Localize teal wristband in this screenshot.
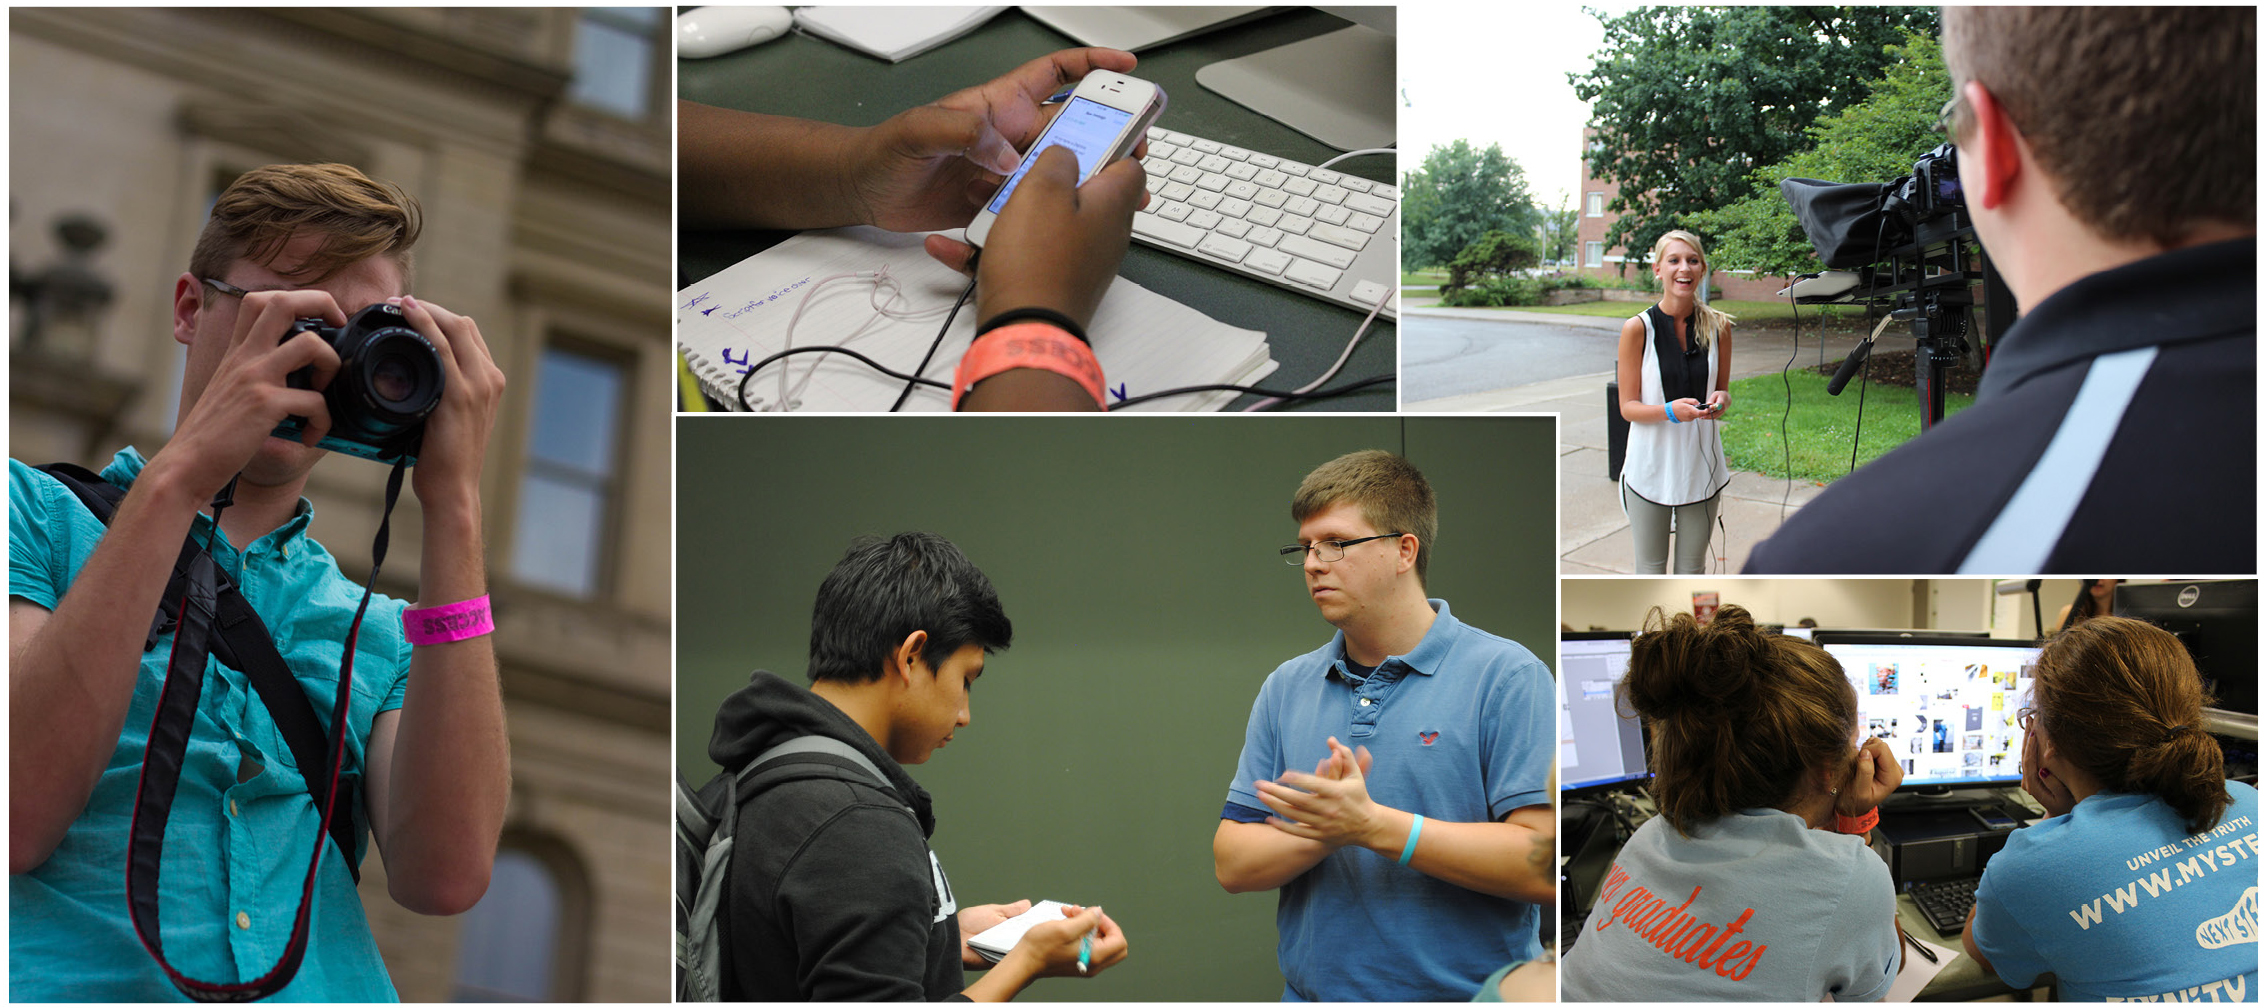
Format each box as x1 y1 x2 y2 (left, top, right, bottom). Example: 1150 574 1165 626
1398 813 1425 866
1665 404 1681 424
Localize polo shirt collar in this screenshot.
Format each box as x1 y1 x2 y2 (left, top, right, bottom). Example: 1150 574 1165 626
1977 236 2254 400
103 446 316 547
1328 598 1458 681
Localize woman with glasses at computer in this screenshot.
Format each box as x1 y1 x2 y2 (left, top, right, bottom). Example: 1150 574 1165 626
1562 605 1905 1002
1615 230 1734 574
1963 616 2257 1001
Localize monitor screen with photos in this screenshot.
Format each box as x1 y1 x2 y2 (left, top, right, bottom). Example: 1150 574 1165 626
1559 632 1647 791
1816 634 2042 789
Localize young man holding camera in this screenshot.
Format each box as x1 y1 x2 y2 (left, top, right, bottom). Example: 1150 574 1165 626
700 532 1127 1000
1212 451 1554 1001
1747 7 2253 573
10 163 511 1000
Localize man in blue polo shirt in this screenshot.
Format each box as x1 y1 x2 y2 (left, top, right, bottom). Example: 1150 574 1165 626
1212 450 1555 1001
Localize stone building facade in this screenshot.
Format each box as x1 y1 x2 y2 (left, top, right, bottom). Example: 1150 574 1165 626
10 8 671 1000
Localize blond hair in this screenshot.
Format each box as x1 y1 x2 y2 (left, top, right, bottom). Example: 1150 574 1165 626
1291 450 1437 585
188 163 422 286
1650 230 1735 349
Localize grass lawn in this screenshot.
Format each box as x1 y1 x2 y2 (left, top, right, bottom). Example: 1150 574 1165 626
1720 369 1974 483
1400 268 1448 286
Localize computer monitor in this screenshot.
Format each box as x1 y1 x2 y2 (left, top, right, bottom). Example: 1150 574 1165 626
2113 580 2257 717
1559 632 1648 791
1818 635 2042 790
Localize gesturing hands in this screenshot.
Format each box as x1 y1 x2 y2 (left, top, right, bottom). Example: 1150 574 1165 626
1255 737 1384 849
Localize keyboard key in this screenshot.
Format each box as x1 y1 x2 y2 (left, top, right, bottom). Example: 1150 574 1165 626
1346 211 1383 233
1309 168 1343 185
1168 164 1202 184
1253 190 1288 210
1170 148 1203 166
1225 162 1259 181
1197 154 1231 173
1249 154 1280 169
1132 213 1204 248
1159 201 1193 222
1277 214 1313 235
1373 183 1398 199
1196 233 1251 262
1304 221 1371 252
1188 189 1223 210
1219 198 1253 218
1219 144 1251 161
1217 218 1252 238
1147 126 1168 139
1195 173 1230 193
1147 142 1178 160
1254 169 1289 188
1283 196 1320 217
1349 280 1389 306
1161 181 1195 201
1225 180 1260 201
1187 209 1223 230
1163 130 1192 145
1313 185 1349 205
1247 206 1283 226
1284 257 1343 290
1280 234 1357 268
1339 177 1373 193
1146 173 1168 194
1284 176 1318 196
1277 161 1309 178
1247 227 1283 248
1244 248 1291 275
1317 204 1352 226
1345 192 1396 217
1191 138 1222 154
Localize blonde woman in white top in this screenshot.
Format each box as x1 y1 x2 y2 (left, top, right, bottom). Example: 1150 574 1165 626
1616 230 1734 573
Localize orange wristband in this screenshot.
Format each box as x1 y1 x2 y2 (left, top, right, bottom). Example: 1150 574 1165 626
951 322 1106 410
1833 808 1879 834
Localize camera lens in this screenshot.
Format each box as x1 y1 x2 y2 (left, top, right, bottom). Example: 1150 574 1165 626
371 353 419 405
351 329 443 421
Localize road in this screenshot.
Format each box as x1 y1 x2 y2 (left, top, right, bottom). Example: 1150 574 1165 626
1402 316 1621 402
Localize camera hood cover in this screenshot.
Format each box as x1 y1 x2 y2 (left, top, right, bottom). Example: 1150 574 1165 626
1781 177 1911 269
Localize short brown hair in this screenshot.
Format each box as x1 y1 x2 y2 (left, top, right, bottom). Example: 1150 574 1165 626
1290 450 1437 584
188 163 423 286
1941 7 2254 246
2031 615 2230 834
1621 605 1857 836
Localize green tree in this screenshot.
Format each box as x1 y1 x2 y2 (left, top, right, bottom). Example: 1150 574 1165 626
1538 196 1579 264
1399 140 1540 269
1570 5 1938 272
1693 32 1950 276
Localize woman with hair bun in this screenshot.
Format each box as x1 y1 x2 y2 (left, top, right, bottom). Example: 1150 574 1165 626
1615 230 1733 574
1965 616 2258 1000
1562 605 1904 1001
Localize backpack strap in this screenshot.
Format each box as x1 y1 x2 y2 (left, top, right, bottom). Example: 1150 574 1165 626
35 463 361 883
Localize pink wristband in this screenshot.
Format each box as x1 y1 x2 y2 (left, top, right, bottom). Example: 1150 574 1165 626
403 594 493 645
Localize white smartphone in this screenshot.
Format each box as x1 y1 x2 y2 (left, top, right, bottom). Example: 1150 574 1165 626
964 70 1166 247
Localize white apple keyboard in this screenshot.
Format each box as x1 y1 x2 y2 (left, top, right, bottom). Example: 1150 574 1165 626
1131 127 1398 320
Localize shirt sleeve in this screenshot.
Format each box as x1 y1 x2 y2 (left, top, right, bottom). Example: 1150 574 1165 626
1222 668 1287 819
1969 837 2050 988
1818 845 1902 1002
9 460 69 610
1484 650 1554 820
768 803 946 1001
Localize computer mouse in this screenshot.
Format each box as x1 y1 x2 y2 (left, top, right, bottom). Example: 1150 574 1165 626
677 6 793 59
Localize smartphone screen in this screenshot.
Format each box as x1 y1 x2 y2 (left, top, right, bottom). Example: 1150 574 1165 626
983 97 1136 214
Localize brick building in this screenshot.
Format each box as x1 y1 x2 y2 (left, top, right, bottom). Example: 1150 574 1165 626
11 9 671 1000
1574 127 1797 301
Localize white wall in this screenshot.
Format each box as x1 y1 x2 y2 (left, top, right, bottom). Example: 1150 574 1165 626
1562 578 1921 632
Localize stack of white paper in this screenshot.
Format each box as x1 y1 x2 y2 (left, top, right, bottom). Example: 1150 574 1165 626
678 227 1276 412
792 6 1008 62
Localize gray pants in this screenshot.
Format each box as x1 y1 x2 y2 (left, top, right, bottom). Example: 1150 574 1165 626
1622 480 1721 574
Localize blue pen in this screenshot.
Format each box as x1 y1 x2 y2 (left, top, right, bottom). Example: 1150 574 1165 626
1077 931 1092 974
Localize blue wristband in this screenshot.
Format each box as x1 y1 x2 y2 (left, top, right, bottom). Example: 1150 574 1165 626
1398 813 1425 866
1665 404 1681 424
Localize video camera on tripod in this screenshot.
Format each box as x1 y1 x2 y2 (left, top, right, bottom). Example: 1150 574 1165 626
1779 142 2011 429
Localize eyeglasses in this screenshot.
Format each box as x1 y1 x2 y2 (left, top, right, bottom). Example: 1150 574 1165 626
1279 533 1403 565
1934 92 1967 138
198 276 253 299
2016 706 2036 731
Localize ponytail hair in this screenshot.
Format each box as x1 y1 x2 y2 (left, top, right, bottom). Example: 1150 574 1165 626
2032 615 2229 833
1650 229 1738 349
1620 605 1857 835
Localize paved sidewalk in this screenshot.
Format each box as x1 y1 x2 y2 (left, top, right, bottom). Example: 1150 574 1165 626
1397 305 1872 574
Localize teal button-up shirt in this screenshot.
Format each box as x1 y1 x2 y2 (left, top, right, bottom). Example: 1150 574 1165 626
10 449 409 1002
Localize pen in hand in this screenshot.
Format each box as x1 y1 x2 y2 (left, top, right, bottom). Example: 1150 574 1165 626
1077 930 1092 974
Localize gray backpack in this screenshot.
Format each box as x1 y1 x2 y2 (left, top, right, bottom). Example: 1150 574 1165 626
674 735 906 1001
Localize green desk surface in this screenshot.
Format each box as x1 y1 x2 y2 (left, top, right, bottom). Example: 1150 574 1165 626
678 7 1396 411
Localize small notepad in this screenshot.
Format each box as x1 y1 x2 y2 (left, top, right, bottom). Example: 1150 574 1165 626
678 226 1276 412
965 900 1076 963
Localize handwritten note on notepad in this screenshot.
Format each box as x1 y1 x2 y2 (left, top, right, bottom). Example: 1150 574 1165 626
677 227 1276 411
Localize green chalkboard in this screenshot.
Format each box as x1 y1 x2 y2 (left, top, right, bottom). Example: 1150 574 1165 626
676 416 1557 1001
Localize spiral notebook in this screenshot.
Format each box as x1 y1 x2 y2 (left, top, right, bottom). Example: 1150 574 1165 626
677 227 1276 412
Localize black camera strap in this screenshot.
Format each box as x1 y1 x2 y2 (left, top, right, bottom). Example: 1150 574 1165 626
43 457 408 1001
36 463 359 882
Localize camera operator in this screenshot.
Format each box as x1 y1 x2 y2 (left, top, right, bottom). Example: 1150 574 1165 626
1746 7 2253 573
10 164 511 1000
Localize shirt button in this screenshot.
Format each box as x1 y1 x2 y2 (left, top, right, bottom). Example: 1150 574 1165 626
1359 698 1373 707
235 911 251 930
229 799 239 817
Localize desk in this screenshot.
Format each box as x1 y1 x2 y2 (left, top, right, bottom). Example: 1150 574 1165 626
678 7 1396 411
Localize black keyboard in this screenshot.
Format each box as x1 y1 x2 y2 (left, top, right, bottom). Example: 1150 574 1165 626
1909 876 1980 935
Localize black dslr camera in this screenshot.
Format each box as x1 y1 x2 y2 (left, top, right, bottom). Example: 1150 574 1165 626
271 302 444 463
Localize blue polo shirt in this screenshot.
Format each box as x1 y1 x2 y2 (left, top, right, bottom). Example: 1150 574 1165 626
10 449 408 1002
1222 599 1553 1001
